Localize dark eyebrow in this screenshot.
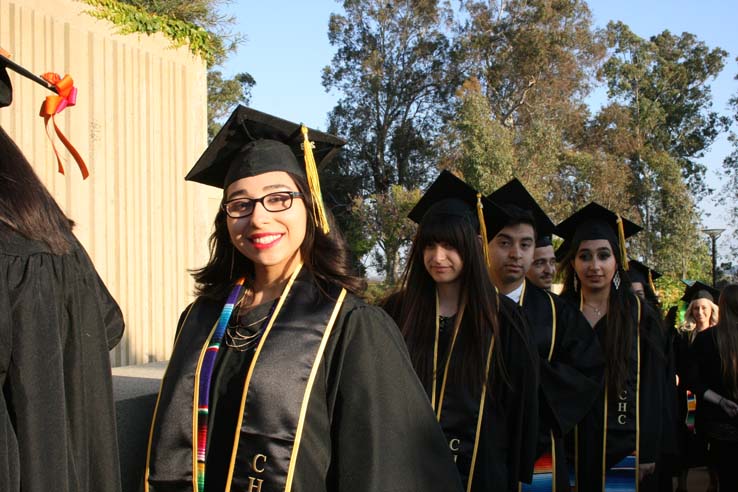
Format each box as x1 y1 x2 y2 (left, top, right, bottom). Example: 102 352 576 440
225 183 292 201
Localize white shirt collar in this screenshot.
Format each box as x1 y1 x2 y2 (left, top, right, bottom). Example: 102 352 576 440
504 281 525 304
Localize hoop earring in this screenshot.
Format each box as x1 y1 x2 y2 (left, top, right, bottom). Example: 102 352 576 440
229 246 236 280
613 270 621 290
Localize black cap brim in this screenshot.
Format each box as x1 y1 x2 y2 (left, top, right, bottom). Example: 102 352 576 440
681 281 720 303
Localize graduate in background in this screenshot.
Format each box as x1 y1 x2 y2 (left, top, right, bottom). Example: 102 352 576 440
383 171 539 492
486 179 604 492
1 56 124 492
556 203 669 491
145 107 463 492
628 260 661 308
686 284 738 491
527 235 557 292
674 282 720 492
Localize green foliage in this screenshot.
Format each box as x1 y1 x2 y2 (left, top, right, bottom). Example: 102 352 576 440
82 0 255 137
721 58 738 255
350 185 422 286
81 0 221 63
207 71 254 139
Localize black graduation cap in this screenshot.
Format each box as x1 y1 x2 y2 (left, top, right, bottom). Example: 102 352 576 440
186 105 346 234
536 235 553 248
628 259 661 285
408 170 509 237
0 52 59 108
486 178 555 237
681 281 720 303
554 202 642 268
186 105 345 189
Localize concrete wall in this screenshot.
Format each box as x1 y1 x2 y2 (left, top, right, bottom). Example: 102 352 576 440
0 0 220 366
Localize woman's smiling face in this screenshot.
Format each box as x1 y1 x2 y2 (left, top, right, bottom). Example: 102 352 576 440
225 171 307 276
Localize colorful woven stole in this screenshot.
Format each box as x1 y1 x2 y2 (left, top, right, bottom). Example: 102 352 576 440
685 390 697 432
520 285 558 492
604 453 637 491
522 445 556 491
195 278 246 492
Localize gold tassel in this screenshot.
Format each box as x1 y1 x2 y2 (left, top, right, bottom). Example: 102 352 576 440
477 193 491 272
648 270 658 297
301 125 330 235
616 215 628 270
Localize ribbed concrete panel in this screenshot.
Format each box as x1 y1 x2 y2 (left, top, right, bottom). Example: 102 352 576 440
0 0 219 366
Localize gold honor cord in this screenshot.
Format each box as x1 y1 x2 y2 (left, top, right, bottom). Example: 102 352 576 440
432 291 441 412
435 301 467 420
224 263 304 491
144 302 198 492
518 281 528 307
600 296 642 492
466 336 495 492
284 288 347 491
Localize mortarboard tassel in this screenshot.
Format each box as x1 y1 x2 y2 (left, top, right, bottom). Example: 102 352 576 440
648 269 658 297
476 193 491 271
616 215 628 270
301 125 330 235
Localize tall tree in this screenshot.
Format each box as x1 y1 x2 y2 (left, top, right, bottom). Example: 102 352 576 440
322 0 453 283
721 59 738 256
591 21 725 276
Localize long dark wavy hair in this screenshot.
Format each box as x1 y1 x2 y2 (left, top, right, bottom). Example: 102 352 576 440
0 127 73 254
715 284 738 400
560 238 636 395
384 212 509 390
192 172 366 300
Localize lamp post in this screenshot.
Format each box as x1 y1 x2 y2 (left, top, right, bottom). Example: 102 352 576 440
702 228 725 288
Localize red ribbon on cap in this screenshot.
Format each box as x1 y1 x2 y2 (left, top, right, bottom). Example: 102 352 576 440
39 72 89 179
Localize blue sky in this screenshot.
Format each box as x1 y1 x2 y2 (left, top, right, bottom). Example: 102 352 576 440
222 0 738 241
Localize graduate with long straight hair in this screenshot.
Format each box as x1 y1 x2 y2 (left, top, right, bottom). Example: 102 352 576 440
556 203 669 491
145 107 462 492
383 171 539 492
1 55 124 492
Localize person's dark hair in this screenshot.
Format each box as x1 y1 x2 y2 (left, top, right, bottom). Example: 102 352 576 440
715 284 738 400
384 212 511 390
0 127 73 254
192 172 366 300
500 204 537 239
560 237 637 395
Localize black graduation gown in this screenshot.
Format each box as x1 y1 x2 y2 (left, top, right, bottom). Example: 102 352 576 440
146 273 463 492
519 281 604 489
0 225 125 492
384 294 539 492
565 294 668 490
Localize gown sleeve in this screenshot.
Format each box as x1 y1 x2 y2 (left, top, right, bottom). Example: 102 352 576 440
327 304 464 492
639 303 668 464
540 296 604 436
499 299 540 486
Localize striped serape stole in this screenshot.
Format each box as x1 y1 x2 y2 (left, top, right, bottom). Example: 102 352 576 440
521 450 555 491
685 390 697 432
604 453 637 491
195 278 246 492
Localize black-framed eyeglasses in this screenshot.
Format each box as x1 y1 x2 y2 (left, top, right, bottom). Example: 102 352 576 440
222 191 304 218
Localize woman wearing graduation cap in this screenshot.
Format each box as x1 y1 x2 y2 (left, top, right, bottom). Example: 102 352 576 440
382 171 539 492
145 106 462 492
555 203 669 490
686 284 738 490
1 54 124 492
672 282 721 491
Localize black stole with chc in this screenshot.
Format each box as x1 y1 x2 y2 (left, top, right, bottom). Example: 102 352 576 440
146 265 346 492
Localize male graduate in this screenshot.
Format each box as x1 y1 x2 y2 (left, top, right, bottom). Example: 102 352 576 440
527 235 557 291
486 179 604 492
